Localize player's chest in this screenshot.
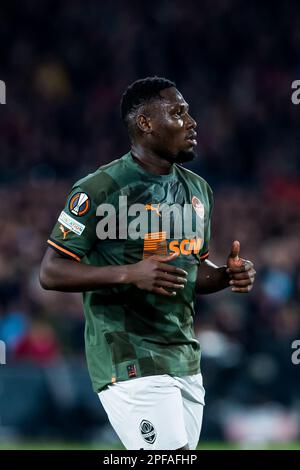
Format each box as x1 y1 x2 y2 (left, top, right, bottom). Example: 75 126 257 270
96 180 207 258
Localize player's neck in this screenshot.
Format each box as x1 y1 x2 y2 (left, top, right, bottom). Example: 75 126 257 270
130 145 173 176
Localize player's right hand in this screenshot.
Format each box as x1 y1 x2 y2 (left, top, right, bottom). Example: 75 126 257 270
127 253 188 296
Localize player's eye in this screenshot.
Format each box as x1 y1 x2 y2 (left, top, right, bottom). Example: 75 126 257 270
174 108 183 116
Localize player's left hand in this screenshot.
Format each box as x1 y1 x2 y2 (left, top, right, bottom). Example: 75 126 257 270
226 240 256 293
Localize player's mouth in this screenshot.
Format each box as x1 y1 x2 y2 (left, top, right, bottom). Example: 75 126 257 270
185 132 197 146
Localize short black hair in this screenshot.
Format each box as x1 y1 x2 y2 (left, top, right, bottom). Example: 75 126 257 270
120 76 176 126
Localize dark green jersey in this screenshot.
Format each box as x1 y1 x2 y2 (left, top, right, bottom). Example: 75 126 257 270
48 152 213 392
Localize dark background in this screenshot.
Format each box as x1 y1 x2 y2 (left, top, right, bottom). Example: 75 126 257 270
0 0 299 447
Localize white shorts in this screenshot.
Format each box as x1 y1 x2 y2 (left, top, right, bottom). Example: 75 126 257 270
98 373 205 450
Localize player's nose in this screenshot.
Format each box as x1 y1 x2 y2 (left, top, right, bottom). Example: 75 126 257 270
186 113 197 129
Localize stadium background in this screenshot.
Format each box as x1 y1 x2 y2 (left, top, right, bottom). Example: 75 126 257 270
0 0 300 450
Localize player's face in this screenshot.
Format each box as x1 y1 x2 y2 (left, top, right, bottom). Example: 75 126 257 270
149 87 198 163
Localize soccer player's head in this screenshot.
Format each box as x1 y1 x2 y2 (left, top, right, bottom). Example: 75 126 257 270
120 76 197 163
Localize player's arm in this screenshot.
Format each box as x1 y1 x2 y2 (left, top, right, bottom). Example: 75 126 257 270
196 241 256 294
42 183 187 296
40 249 188 297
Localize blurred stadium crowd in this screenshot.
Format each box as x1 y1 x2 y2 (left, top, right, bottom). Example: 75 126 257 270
0 0 300 445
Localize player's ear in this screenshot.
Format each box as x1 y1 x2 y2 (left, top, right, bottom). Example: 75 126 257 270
136 113 152 134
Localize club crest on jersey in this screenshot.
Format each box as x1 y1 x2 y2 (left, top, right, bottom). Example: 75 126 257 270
192 196 204 219
69 192 90 217
140 420 156 444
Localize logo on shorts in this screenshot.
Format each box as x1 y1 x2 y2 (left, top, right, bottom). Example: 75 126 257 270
127 363 137 378
140 420 156 444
